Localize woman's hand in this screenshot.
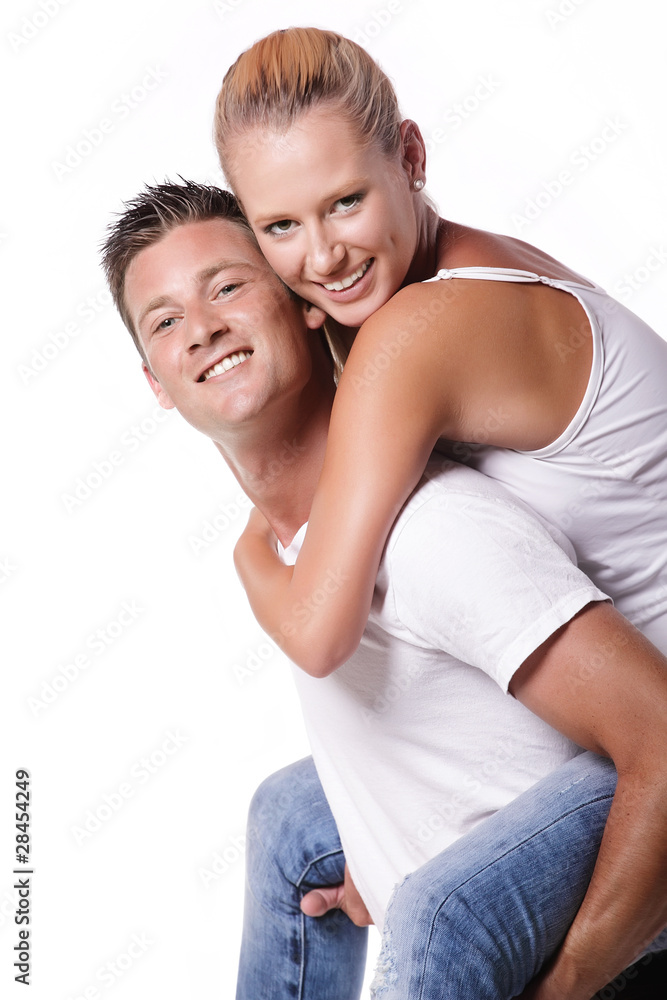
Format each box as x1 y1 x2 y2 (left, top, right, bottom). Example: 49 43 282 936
235 506 276 565
233 507 299 657
234 507 277 590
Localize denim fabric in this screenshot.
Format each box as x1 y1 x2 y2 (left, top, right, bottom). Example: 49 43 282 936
236 753 666 999
235 759 367 999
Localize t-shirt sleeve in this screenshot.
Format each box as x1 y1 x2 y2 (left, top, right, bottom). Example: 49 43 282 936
386 492 610 692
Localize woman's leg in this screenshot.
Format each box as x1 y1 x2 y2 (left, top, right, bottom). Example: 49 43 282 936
371 751 667 999
235 756 368 1000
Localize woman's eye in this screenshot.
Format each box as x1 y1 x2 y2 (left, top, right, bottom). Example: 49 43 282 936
267 219 296 236
334 194 362 211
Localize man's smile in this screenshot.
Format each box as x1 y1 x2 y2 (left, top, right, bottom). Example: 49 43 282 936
199 349 254 382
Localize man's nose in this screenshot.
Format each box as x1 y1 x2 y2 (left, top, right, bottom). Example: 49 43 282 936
307 224 346 277
186 301 229 349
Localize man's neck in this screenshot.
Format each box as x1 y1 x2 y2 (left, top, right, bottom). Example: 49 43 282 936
215 371 334 547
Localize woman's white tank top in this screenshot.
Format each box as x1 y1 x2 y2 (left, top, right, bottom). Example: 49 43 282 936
426 266 667 650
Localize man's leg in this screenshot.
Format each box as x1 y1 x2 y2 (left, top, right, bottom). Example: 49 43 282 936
371 751 667 999
235 757 368 1000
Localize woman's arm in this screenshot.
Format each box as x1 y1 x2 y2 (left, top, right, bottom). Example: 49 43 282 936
234 281 557 675
234 285 461 674
510 603 667 999
233 358 445 672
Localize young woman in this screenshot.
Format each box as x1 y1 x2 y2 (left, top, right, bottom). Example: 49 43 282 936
213 26 667 999
214 27 667 679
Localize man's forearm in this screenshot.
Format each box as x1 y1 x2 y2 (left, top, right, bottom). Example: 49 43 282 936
510 603 667 999
524 770 667 999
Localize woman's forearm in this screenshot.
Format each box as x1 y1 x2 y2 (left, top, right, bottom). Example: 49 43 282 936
234 527 295 643
234 523 368 675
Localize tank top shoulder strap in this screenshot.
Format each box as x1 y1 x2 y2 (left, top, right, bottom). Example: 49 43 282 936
424 264 607 457
424 266 600 291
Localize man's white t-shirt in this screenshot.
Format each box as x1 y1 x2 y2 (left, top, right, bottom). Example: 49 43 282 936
280 461 609 927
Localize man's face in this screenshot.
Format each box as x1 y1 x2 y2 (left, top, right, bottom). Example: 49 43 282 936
124 218 326 441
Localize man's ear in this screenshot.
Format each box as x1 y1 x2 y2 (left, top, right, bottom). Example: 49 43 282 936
142 364 176 410
301 301 328 330
399 118 427 186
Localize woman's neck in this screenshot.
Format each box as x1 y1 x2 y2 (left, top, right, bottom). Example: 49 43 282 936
402 205 444 287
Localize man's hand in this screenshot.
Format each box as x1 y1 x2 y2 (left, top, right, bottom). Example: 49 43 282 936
300 863 374 927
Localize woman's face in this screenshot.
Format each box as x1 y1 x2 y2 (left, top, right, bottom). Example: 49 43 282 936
227 107 421 329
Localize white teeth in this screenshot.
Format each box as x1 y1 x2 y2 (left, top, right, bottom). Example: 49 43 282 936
323 259 370 292
203 350 252 380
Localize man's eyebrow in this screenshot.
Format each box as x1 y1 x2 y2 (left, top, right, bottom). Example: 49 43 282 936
195 259 254 283
138 294 171 330
136 259 255 330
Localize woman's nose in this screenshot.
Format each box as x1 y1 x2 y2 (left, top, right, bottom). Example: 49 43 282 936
306 225 346 277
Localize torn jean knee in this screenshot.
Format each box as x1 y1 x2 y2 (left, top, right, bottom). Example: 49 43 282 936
367 753 620 999
370 876 407 998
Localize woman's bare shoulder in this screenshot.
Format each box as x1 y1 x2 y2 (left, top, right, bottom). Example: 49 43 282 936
358 270 482 346
360 221 596 342
349 270 508 399
437 222 596 287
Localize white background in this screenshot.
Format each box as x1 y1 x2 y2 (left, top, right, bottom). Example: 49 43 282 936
2 0 666 997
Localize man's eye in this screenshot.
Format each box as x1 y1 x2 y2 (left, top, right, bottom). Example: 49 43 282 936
156 317 176 331
267 219 296 236
218 283 239 296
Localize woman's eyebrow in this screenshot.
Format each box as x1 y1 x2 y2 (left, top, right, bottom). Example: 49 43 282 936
253 180 368 225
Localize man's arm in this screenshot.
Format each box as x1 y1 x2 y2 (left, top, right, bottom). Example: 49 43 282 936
509 601 667 1000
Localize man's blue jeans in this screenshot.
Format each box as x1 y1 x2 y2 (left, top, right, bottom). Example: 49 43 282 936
235 752 667 999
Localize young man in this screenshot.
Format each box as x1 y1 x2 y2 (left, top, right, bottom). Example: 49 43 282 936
102 181 667 1000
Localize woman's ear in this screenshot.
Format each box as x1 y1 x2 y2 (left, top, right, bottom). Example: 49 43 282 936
143 364 176 409
400 119 427 187
302 302 328 330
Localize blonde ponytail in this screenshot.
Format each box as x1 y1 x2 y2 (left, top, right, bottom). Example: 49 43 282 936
215 27 402 182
